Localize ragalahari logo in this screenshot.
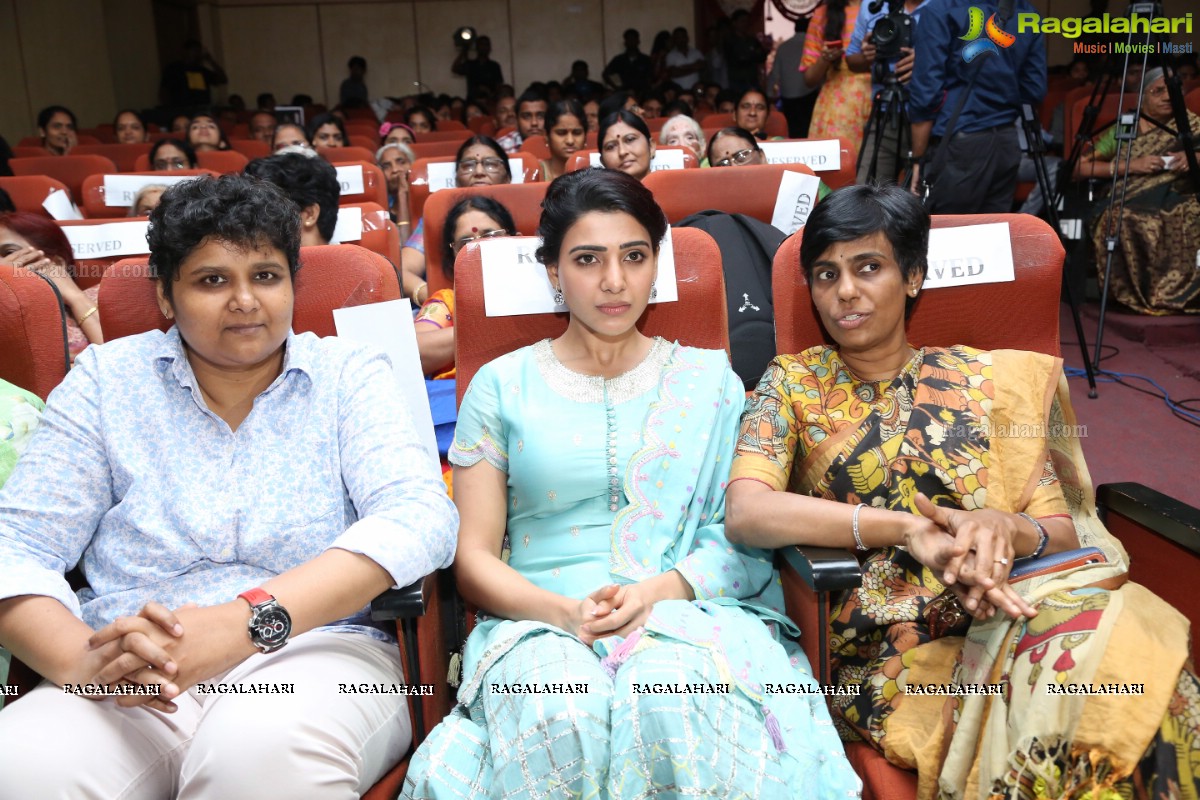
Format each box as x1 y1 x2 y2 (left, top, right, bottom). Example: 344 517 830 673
961 7 1016 62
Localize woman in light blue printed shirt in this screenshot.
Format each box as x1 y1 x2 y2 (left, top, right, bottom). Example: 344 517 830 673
0 174 458 798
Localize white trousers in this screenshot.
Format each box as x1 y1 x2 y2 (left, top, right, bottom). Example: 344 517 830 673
0 631 411 799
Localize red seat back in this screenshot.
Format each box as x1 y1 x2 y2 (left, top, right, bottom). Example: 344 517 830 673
331 161 389 209
80 170 218 219
773 213 1064 357
0 176 72 218
408 153 542 223
454 227 728 405
70 143 154 173
0 265 69 401
10 155 119 203
98 244 402 341
644 163 817 224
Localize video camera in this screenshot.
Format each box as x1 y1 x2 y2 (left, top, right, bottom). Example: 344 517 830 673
867 0 914 62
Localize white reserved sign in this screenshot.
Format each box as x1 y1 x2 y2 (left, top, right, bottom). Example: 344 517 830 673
335 165 365 196
43 189 82 220
924 222 1014 289
102 174 201 207
588 148 685 172
330 206 363 244
62 221 150 259
760 139 841 172
426 159 528 193
333 299 441 476
771 170 822 235
479 229 679 317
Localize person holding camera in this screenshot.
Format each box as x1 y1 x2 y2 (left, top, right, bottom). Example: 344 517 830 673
452 34 503 102
907 0 1046 214
846 0 928 185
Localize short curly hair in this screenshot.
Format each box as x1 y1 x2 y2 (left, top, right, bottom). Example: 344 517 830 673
147 174 300 301
243 152 340 242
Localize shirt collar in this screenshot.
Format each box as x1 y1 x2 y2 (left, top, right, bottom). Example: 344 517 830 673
155 327 314 393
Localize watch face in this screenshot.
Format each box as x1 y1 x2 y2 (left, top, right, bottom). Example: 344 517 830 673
254 606 291 648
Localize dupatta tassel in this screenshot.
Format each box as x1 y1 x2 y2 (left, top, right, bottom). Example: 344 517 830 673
599 627 645 679
762 705 788 753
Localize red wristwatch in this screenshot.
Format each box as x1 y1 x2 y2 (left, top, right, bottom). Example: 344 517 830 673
237 588 292 654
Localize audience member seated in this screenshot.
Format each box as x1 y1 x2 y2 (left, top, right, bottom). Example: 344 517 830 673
496 89 547 153
37 105 78 156
0 379 43 489
401 169 859 798
733 88 773 140
150 138 197 171
244 152 339 247
540 99 587 182
376 142 414 232
405 106 438 136
493 93 517 132
1074 67 1200 315
726 184 1200 797
187 111 230 152
248 111 277 144
272 123 311 153
415 196 515 379
113 110 149 144
582 97 600 131
400 135 512 304
128 184 167 217
307 112 348 152
0 174 457 797
707 126 765 167
0 211 102 357
381 122 416 147
169 114 190 136
641 93 664 120
598 109 655 181
659 114 706 165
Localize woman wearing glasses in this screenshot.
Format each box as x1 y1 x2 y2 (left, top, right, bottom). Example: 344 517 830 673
401 136 512 306
706 126 766 168
598 109 655 182
416 196 516 379
149 138 198 171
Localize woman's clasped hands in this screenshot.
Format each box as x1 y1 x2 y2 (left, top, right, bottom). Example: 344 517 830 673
909 493 1038 623
567 572 690 646
84 601 257 713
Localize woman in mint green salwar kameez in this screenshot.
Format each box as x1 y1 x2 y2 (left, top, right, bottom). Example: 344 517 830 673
401 169 860 800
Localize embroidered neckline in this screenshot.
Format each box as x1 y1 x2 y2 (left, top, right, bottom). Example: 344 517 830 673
534 337 672 404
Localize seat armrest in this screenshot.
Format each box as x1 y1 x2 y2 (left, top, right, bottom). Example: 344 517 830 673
1097 482 1200 556
779 545 863 593
370 572 437 621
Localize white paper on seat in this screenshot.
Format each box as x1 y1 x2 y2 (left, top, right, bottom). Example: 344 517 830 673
335 165 365 195
480 229 678 317
43 189 82 220
426 159 527 193
330 206 363 244
61 220 151 259
771 170 822 235
587 149 685 171
759 139 842 172
924 222 1014 289
102 174 202 207
333 298 440 475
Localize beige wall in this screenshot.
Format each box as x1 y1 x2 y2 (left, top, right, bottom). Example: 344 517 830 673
216 0 693 104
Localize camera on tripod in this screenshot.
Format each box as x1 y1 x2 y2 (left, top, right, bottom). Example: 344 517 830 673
867 0 914 63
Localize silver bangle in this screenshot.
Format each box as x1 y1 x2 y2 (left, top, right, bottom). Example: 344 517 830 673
1015 512 1049 560
852 503 868 550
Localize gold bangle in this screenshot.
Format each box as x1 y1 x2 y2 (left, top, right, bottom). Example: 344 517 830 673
76 306 98 324
415 282 428 303
397 219 410 225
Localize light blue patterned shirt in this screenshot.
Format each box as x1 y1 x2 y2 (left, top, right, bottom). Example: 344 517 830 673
0 328 457 641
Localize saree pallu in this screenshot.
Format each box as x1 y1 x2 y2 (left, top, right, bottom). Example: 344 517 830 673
733 345 1199 799
1089 111 1200 315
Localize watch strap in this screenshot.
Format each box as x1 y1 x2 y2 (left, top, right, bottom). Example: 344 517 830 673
238 587 274 607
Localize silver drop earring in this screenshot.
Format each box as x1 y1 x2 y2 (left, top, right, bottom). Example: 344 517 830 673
553 285 564 305
650 282 658 301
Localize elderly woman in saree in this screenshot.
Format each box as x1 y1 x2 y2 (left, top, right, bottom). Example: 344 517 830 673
1075 66 1200 315
727 183 1200 799
401 169 860 799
